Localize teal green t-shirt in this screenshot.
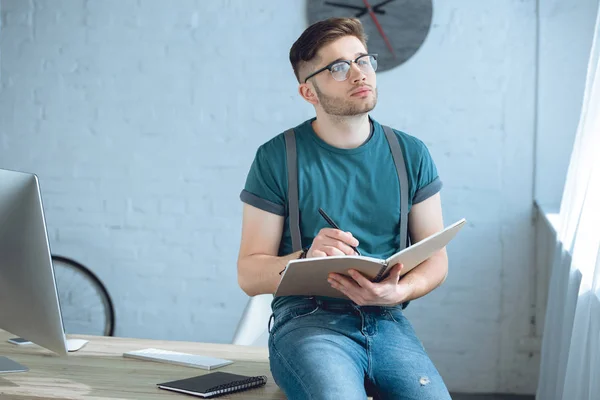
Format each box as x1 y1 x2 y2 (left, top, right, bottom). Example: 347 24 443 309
240 117 442 260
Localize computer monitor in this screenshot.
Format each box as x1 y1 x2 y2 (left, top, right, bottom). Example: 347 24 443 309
0 168 69 373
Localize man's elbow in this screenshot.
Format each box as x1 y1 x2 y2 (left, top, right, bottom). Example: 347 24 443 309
437 252 449 286
238 276 259 297
237 259 258 297
439 268 449 286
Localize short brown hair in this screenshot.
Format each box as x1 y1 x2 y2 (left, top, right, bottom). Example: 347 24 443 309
289 17 368 83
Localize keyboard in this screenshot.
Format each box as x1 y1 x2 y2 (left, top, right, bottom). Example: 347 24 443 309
123 348 234 370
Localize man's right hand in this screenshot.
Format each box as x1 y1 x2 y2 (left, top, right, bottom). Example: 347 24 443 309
307 228 359 258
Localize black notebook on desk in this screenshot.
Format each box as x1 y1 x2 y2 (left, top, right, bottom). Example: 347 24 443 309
157 371 267 398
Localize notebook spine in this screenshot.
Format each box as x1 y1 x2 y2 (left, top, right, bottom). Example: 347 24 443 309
372 262 388 283
209 376 267 397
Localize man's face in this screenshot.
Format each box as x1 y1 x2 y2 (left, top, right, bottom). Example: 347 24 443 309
304 36 378 117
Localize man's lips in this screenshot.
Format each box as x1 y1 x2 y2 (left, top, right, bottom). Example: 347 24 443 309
350 87 372 96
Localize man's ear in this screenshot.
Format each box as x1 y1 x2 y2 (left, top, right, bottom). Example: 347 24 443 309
298 83 319 106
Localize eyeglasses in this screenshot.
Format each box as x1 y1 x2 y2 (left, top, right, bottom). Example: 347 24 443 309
303 54 378 83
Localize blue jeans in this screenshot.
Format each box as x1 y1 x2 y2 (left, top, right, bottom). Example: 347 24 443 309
268 296 451 400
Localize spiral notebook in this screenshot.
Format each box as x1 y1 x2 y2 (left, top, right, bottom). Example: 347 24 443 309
157 371 267 398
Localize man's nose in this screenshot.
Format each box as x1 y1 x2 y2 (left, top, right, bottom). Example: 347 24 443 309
349 62 367 83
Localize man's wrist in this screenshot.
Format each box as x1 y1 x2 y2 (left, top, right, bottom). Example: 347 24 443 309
298 246 310 259
396 278 416 304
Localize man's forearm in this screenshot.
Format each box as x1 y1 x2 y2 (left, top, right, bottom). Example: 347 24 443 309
237 251 301 296
400 250 448 302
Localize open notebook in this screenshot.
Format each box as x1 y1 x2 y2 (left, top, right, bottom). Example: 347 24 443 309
275 218 466 299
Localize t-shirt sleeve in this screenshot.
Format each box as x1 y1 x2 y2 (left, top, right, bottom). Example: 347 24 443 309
412 139 443 204
239 141 286 216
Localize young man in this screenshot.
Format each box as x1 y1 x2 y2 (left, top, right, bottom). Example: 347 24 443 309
237 17 452 400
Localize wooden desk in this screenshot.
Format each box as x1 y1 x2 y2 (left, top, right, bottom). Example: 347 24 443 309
0 329 285 399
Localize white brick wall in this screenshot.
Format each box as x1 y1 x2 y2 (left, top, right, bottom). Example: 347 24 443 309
0 0 594 394
0 0 309 346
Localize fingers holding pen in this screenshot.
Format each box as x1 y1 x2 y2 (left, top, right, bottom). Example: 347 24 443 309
307 228 360 258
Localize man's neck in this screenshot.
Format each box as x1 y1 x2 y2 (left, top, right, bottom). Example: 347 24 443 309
311 113 371 149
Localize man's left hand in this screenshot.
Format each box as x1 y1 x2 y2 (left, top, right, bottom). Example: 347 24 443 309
327 263 412 306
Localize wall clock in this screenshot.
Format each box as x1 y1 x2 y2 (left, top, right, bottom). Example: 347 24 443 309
306 0 433 72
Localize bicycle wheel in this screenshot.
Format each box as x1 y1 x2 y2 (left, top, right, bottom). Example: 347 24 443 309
51 255 115 336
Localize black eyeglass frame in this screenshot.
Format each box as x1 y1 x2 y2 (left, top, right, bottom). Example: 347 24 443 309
303 53 378 84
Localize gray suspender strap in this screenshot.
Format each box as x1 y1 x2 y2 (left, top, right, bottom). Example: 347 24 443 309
382 125 410 251
284 129 302 252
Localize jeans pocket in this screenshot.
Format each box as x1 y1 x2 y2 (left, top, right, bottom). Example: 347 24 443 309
270 304 320 337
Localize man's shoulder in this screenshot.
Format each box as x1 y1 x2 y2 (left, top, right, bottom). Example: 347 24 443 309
255 132 286 155
254 119 312 157
374 120 428 154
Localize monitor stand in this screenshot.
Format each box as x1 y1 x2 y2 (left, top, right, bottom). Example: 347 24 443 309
0 356 28 374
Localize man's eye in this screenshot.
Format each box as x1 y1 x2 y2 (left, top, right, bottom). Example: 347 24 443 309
331 63 347 73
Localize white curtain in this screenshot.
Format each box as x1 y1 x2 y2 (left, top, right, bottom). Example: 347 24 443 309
537 5 600 400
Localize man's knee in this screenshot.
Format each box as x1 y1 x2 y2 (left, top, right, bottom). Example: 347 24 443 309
270 347 368 400
269 331 367 400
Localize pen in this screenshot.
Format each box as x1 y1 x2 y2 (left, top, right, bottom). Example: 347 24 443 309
318 208 361 256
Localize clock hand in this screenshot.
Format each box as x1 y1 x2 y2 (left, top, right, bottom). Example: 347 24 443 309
324 1 386 16
361 0 397 58
356 0 394 17
324 2 366 12
355 8 379 18
372 0 395 12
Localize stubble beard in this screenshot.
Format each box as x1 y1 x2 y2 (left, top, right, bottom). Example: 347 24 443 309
313 83 378 117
